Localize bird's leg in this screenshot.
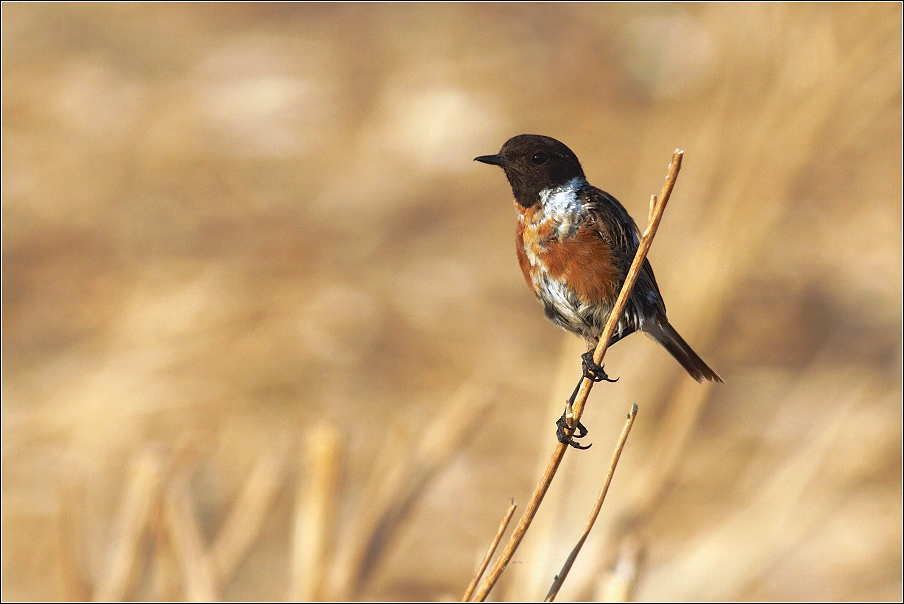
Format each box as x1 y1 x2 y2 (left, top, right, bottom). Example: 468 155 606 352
554 347 621 449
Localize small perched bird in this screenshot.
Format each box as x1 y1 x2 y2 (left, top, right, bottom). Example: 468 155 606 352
476 135 722 445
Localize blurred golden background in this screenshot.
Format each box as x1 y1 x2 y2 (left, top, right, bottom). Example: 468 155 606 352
2 3 901 601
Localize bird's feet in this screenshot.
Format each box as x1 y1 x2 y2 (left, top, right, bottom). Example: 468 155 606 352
581 350 619 383
556 413 592 450
555 351 619 449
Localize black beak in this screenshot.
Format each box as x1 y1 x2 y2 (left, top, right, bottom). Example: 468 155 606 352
474 154 508 167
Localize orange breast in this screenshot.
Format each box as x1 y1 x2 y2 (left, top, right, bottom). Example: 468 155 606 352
545 224 620 303
516 211 619 305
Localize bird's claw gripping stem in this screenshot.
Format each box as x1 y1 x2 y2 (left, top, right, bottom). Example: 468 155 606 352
581 350 619 383
556 412 592 450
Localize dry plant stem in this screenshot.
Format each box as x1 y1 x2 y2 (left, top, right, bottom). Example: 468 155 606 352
291 425 343 601
210 452 285 582
94 449 165 601
545 404 638 602
462 500 518 602
471 151 683 602
163 476 218 601
567 152 683 430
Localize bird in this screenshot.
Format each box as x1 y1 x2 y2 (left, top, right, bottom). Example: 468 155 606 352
475 134 722 447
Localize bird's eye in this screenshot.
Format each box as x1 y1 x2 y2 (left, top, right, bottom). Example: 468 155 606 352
531 152 548 165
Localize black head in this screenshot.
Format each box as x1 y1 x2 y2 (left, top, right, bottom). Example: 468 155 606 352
475 134 585 208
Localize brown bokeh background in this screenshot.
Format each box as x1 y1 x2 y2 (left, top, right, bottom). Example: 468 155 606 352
2 4 901 601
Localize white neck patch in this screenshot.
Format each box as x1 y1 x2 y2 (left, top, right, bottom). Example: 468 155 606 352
538 177 586 222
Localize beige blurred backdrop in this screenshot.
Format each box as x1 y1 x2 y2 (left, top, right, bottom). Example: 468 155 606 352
2 3 901 601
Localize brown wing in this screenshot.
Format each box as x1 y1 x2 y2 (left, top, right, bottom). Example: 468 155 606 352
583 186 667 318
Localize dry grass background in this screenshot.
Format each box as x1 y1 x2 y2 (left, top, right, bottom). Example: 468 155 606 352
2 3 901 601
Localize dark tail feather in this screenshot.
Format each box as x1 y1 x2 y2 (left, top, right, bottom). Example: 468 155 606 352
645 316 724 383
